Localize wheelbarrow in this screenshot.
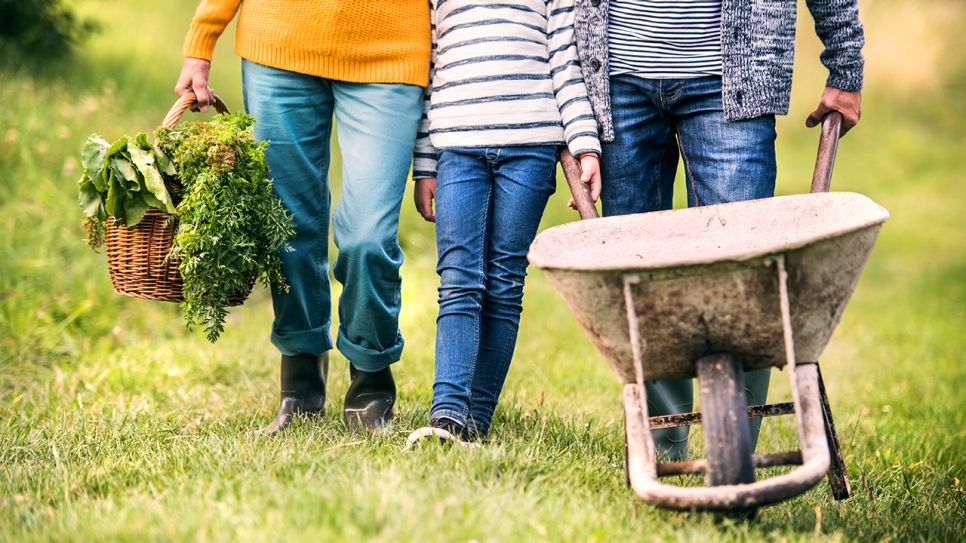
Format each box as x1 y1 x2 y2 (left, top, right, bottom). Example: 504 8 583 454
528 113 889 512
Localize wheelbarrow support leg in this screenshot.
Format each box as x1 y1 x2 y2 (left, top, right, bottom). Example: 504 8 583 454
622 364 831 511
620 256 833 511
815 363 852 500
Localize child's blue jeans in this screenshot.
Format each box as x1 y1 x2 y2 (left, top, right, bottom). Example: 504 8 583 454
430 146 557 436
242 60 423 371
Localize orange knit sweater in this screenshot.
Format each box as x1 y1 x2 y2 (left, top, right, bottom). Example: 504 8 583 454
183 1 431 86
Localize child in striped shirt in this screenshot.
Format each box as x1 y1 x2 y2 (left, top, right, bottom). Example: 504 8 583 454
407 0 601 445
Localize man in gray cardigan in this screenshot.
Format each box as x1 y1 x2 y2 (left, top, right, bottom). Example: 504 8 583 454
573 0 864 459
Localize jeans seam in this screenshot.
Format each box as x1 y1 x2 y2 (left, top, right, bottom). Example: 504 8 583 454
462 176 493 419
655 135 670 207
476 298 517 429
678 137 702 207
493 316 516 416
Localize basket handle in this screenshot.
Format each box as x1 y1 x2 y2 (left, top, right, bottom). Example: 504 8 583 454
162 91 230 129
809 111 843 193
560 148 600 220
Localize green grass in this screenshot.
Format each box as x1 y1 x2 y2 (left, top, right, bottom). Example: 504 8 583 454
1 1 964 541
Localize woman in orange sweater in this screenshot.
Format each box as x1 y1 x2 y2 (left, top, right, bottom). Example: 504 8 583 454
174 1 431 435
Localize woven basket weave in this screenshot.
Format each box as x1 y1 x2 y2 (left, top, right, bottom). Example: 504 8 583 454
104 91 251 306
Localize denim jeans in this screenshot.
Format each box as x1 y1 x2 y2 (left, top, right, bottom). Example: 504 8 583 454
601 74 776 459
242 60 423 371
430 146 557 436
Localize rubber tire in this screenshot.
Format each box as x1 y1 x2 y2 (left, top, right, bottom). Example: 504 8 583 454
696 353 758 519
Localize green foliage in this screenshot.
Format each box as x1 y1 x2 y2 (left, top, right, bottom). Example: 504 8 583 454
77 115 294 342
156 113 295 342
0 0 99 66
78 132 177 238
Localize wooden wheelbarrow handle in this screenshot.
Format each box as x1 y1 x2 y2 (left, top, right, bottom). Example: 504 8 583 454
559 111 844 218
559 148 600 220
810 111 843 194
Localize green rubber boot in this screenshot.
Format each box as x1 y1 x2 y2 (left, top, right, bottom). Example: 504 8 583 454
647 368 771 460
256 352 328 436
343 365 395 433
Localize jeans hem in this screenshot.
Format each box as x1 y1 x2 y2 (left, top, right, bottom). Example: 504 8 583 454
430 409 468 427
336 328 404 372
271 323 333 357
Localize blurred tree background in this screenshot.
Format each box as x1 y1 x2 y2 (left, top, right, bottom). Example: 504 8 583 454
0 0 99 67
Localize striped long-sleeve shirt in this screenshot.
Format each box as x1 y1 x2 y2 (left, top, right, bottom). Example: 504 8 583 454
608 0 723 79
412 0 601 179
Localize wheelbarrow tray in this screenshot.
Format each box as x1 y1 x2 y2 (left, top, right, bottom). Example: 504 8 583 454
528 192 890 383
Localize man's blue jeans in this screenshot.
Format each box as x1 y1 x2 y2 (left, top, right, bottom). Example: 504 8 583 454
242 60 423 371
601 75 777 459
430 146 558 436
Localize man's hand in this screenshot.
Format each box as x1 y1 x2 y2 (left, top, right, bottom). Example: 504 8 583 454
806 87 861 136
568 153 602 210
414 177 437 222
174 58 214 112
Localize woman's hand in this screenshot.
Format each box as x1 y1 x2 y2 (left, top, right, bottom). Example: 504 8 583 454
568 153 602 210
414 177 437 222
174 58 215 112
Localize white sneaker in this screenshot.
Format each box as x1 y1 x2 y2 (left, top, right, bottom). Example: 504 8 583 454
402 426 482 451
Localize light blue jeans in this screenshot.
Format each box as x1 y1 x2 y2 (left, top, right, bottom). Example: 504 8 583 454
242 60 423 371
601 75 777 459
430 146 558 437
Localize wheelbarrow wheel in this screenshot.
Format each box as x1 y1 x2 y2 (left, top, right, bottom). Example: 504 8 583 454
696 353 757 518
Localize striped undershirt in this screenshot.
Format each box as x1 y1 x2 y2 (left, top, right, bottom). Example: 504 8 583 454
608 0 723 79
413 0 601 179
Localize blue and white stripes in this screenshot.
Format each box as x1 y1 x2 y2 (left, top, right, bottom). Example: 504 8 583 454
608 0 723 79
413 0 601 179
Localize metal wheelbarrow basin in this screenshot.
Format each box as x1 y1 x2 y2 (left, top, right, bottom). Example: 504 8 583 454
529 114 890 512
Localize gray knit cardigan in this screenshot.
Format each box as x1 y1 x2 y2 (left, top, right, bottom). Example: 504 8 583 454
574 0 866 141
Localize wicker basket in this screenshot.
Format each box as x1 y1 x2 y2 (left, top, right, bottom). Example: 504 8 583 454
104 91 252 306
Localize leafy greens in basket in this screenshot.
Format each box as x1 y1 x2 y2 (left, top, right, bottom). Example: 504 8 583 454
79 113 295 341
79 132 178 246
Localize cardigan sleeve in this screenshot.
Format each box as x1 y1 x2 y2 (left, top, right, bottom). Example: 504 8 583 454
805 0 865 91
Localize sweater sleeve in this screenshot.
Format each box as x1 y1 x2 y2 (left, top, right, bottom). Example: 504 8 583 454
805 0 865 92
547 0 601 158
183 0 243 60
412 6 438 180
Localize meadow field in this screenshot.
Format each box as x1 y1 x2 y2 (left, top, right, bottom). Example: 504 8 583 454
1 0 963 541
